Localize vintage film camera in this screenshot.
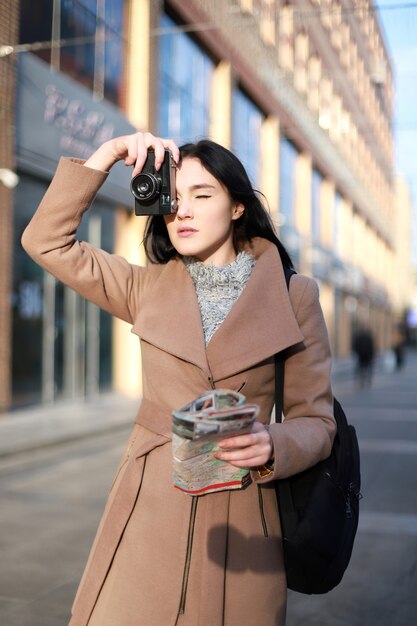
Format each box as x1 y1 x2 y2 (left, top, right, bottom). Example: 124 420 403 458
130 149 177 216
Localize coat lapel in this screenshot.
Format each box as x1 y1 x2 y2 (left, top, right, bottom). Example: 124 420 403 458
131 239 304 381
206 239 304 381
131 257 209 372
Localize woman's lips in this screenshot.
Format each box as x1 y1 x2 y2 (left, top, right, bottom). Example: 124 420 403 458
177 228 198 237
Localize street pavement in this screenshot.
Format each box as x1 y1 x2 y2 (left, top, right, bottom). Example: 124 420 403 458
287 350 417 626
0 352 416 625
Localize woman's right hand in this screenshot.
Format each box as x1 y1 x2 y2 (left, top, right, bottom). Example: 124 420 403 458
83 131 180 175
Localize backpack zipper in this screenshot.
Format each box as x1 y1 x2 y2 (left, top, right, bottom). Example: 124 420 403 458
325 472 361 518
178 496 198 615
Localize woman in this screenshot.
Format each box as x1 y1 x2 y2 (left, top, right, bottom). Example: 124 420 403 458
22 132 335 626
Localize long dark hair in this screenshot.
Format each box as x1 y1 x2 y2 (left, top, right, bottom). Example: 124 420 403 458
143 139 293 268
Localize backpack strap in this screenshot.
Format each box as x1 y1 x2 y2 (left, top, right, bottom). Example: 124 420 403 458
274 267 296 424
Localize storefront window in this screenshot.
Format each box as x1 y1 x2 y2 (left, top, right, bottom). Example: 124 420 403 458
158 13 214 143
12 175 46 406
13 174 114 407
232 89 264 186
279 136 298 225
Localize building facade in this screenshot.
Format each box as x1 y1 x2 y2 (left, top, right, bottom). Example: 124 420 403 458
5 0 136 408
116 0 402 397
2 0 413 409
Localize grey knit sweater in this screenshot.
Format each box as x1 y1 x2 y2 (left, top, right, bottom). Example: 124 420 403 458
184 251 255 345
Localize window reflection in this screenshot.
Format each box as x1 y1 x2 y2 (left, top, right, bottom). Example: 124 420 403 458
60 0 96 92
12 174 114 407
19 0 124 105
311 167 323 243
232 89 264 187
279 136 298 226
158 13 214 143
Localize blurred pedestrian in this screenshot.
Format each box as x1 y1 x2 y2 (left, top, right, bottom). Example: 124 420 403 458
21 131 335 626
392 324 406 370
352 326 375 388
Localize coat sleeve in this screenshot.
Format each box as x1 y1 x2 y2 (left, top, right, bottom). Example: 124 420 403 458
255 275 336 482
21 157 148 324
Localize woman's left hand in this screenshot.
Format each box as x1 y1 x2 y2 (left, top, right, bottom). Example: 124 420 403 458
215 421 273 468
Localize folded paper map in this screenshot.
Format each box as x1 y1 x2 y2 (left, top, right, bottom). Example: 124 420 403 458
172 389 259 495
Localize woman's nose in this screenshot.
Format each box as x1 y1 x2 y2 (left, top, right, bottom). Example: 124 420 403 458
176 199 193 219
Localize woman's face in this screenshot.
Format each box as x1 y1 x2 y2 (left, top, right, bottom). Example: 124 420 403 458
164 157 244 266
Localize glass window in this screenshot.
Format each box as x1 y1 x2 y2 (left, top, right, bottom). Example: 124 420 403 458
13 174 115 407
311 167 323 242
158 13 214 144
333 191 343 255
102 0 124 104
19 0 125 105
19 0 53 64
279 136 298 226
12 175 47 406
60 0 96 92
232 89 264 186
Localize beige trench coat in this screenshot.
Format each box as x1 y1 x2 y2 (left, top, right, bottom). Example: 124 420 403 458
22 158 336 626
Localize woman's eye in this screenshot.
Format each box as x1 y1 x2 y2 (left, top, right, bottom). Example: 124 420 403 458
196 195 211 199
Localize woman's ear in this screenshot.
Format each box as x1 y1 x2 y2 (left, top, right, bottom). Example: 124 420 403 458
232 202 245 220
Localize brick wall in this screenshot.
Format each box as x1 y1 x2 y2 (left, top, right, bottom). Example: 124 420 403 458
0 0 19 412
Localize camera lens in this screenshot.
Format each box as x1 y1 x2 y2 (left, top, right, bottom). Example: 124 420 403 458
130 173 161 201
138 180 151 194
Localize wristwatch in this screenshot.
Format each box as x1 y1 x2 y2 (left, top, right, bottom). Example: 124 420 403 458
255 459 274 478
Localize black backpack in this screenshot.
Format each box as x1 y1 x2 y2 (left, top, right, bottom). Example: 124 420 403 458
274 269 361 594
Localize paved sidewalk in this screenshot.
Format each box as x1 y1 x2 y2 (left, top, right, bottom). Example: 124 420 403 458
0 393 138 460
